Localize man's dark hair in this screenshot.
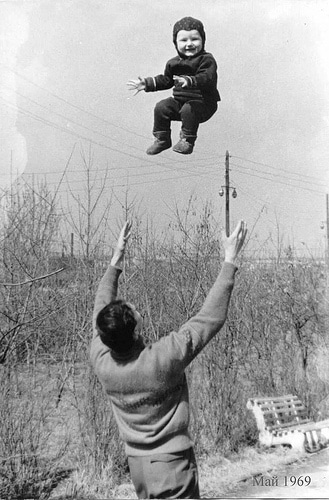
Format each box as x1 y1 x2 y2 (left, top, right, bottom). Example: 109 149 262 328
96 299 137 354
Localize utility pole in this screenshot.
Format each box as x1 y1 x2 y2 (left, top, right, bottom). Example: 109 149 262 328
219 150 237 236
225 151 230 236
70 233 74 258
326 193 329 268
321 193 329 268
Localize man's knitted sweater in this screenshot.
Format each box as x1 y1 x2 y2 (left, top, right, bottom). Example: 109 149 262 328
144 51 220 105
90 262 237 457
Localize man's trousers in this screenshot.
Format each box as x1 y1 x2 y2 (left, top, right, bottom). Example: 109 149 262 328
128 447 200 499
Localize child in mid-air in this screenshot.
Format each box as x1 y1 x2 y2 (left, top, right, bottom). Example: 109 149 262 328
127 16 220 155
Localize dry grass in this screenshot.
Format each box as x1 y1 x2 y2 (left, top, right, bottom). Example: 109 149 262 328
199 446 305 498
51 463 135 499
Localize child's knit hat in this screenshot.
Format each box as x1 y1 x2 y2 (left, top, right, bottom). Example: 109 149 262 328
173 16 206 49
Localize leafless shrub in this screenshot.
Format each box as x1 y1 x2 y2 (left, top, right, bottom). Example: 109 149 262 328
0 363 71 499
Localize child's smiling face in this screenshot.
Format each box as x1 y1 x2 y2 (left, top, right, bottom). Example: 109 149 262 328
176 29 203 57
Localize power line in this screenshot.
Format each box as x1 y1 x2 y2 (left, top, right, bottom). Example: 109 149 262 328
0 95 222 178
1 96 215 177
0 62 149 141
2 63 327 196
231 154 327 184
0 96 154 164
111 166 219 188
7 152 326 194
1 100 325 195
1 155 220 178
1 84 149 154
8 84 221 168
19 166 219 191
232 181 270 212
231 181 306 231
3 63 223 164
1 63 224 167
230 162 326 195
5 167 218 197
228 158 327 189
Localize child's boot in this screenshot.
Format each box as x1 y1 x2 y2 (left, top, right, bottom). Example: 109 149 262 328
173 131 196 155
146 131 171 155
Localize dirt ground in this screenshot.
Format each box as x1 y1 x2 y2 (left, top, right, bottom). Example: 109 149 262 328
225 447 329 499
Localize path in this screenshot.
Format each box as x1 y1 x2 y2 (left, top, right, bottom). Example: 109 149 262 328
225 447 329 498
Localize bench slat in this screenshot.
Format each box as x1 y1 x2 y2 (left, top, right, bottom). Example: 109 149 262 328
261 405 308 412
256 398 304 405
265 414 309 422
257 399 304 405
248 395 297 403
261 405 307 414
266 419 312 432
253 400 305 409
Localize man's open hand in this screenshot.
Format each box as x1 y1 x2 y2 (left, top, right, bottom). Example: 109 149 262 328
111 221 132 268
223 220 247 264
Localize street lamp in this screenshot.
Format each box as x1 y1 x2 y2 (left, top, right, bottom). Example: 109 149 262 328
219 186 237 198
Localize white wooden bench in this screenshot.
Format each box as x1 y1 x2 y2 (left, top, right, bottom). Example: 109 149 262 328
247 395 329 453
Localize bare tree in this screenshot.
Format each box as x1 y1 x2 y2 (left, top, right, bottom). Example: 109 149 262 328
0 179 64 364
64 144 113 260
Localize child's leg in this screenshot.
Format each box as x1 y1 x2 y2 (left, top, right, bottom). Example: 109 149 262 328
173 101 218 154
153 97 181 133
180 100 218 135
147 98 181 155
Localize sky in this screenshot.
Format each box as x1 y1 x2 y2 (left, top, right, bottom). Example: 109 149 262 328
1 0 329 256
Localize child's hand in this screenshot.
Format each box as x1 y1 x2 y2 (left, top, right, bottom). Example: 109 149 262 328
127 76 145 95
173 75 188 88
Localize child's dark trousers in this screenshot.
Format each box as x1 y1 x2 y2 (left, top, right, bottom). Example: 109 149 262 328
153 97 217 136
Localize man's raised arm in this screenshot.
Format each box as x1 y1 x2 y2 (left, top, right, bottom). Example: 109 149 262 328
175 220 247 363
92 221 132 337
